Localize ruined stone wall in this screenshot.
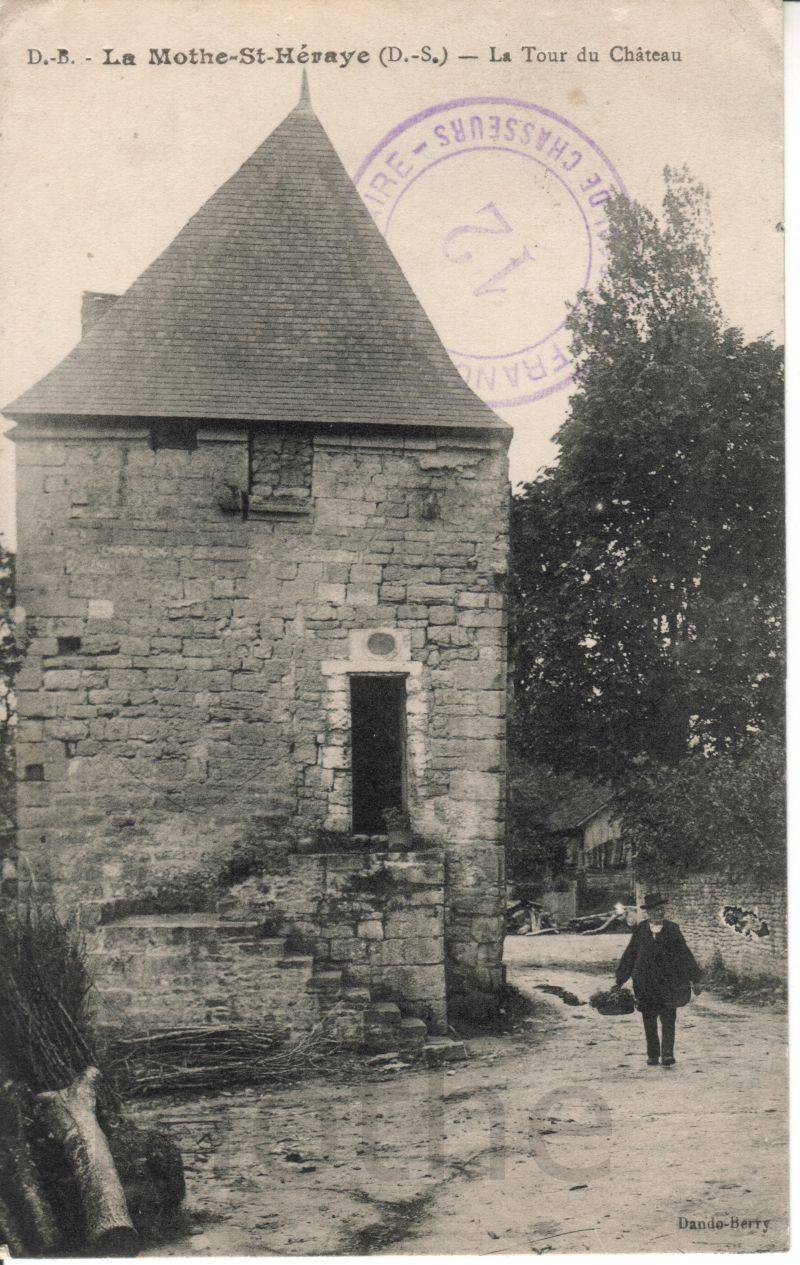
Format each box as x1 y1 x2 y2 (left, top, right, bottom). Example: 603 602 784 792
663 873 787 981
88 847 445 1038
13 419 509 1010
218 845 446 1029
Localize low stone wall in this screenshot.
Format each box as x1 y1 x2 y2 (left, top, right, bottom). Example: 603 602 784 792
88 913 350 1036
87 845 448 1039
219 845 447 1030
661 872 787 981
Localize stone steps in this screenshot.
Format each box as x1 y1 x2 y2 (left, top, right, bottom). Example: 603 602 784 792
422 1037 469 1067
399 1017 429 1052
364 1001 402 1052
90 911 444 1054
363 1001 435 1054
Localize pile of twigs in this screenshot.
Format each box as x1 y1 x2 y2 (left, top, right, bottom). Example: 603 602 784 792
589 986 636 1016
0 905 186 1257
0 905 117 1108
107 1022 343 1096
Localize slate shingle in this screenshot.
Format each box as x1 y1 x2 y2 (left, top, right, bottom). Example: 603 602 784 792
5 83 508 435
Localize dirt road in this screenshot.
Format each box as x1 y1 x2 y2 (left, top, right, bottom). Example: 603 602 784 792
137 935 788 1255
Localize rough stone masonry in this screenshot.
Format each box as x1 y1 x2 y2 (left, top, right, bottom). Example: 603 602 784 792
4 78 512 1040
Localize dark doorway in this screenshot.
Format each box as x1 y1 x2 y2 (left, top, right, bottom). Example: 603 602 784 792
350 675 407 834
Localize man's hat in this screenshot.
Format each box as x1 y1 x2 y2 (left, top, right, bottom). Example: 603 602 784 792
641 892 668 910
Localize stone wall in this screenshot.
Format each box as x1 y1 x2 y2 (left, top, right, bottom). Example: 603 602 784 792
661 873 786 981
219 844 447 1028
89 914 331 1036
12 418 509 1016
88 846 445 1038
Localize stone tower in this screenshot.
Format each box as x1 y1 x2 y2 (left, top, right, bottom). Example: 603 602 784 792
5 81 511 1038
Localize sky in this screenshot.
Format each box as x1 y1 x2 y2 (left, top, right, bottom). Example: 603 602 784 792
0 0 784 550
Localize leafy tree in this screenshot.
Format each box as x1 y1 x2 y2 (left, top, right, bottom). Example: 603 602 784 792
511 167 784 785
507 758 576 889
619 733 785 882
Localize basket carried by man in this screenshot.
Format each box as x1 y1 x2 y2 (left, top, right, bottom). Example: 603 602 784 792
589 986 635 1016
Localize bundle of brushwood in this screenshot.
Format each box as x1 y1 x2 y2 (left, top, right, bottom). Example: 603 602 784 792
0 905 184 1257
0 902 117 1110
589 986 636 1016
108 1022 343 1097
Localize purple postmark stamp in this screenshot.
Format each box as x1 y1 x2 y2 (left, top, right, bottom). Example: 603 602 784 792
354 97 627 409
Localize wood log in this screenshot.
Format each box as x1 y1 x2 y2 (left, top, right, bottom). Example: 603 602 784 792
571 909 614 925
0 1080 62 1256
582 912 623 935
36 1067 139 1256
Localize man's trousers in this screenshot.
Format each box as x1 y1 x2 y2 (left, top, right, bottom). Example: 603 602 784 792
640 1005 677 1061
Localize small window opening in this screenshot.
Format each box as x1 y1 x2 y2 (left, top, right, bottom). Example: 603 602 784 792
350 675 406 834
57 636 82 654
24 764 44 782
149 420 197 452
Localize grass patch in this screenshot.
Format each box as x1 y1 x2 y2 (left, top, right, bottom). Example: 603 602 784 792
703 951 786 1008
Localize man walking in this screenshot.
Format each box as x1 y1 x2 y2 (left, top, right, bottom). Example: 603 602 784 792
613 892 703 1068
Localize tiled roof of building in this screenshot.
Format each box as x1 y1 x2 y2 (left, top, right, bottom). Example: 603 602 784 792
548 783 615 832
5 77 508 434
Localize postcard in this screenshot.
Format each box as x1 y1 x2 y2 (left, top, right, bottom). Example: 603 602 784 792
0 0 786 1256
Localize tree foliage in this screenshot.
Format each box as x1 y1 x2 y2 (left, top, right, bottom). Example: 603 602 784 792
506 758 589 889
619 734 785 882
511 167 784 785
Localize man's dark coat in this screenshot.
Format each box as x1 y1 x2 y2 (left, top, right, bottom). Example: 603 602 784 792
615 919 702 1008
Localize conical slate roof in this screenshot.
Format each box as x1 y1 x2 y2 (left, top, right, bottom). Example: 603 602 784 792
5 80 507 433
